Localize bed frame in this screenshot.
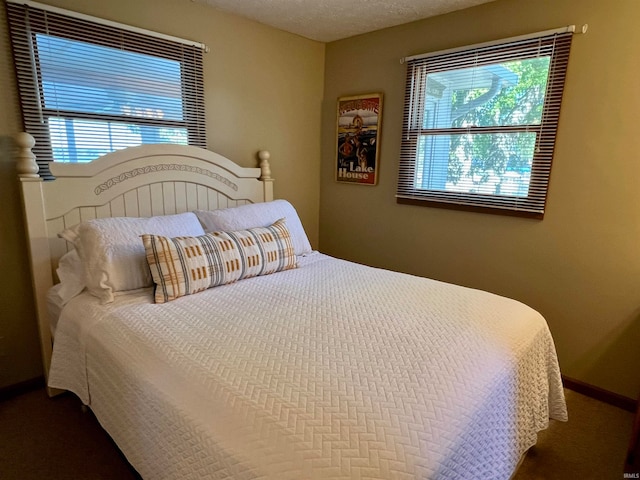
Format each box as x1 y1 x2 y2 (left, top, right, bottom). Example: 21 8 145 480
15 132 274 393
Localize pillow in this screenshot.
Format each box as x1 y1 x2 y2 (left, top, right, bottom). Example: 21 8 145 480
47 283 66 336
58 224 81 246
73 213 205 303
54 249 85 305
142 218 297 303
194 199 312 256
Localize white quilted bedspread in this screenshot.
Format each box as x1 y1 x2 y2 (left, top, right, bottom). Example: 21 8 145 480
49 253 567 479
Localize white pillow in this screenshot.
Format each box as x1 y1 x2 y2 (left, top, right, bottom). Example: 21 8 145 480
73 213 205 303
194 200 312 256
58 224 81 246
48 249 86 335
47 283 66 336
55 249 85 305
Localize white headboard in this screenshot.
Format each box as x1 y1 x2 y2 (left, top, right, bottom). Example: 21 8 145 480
15 132 274 392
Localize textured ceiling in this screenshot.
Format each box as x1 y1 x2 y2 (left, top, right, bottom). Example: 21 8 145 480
193 0 498 42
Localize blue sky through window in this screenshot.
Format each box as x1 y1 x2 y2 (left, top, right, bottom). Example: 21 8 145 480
37 34 184 120
36 34 188 162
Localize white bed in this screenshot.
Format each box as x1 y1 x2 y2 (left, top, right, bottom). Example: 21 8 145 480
16 133 567 479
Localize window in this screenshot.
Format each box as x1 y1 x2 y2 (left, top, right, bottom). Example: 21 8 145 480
7 1 206 178
397 30 573 218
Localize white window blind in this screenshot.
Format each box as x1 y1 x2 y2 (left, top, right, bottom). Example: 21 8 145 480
397 31 573 218
6 1 206 178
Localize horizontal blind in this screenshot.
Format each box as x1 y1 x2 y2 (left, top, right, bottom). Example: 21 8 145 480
6 2 206 178
397 32 572 217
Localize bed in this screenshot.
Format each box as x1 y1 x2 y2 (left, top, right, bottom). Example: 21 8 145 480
15 132 568 479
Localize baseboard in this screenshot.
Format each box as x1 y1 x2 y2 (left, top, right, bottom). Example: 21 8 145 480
562 375 637 412
0 376 45 402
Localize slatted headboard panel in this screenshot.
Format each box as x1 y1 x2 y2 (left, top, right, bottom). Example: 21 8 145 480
15 132 273 391
48 183 252 270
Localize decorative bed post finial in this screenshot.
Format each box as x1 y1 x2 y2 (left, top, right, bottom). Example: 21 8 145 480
257 150 274 201
15 132 39 179
258 150 272 181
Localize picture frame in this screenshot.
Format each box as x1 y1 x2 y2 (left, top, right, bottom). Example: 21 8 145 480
335 93 383 185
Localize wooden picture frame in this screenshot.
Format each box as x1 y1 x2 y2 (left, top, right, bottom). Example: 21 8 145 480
335 93 383 185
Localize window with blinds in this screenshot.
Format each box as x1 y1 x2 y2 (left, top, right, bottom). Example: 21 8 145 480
6 1 206 178
397 31 573 218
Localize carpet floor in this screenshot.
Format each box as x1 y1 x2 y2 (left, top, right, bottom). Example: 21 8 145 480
0 387 634 479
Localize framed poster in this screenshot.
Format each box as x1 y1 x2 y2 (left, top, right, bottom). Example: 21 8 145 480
335 93 383 185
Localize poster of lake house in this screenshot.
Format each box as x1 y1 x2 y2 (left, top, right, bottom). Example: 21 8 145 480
336 93 383 185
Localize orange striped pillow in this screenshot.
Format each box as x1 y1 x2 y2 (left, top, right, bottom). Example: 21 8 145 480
141 219 296 303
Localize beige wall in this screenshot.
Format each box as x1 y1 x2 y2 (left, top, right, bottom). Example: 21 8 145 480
0 0 324 388
320 0 640 399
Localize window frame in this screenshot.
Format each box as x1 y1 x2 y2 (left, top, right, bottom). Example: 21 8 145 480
397 31 573 218
6 1 206 178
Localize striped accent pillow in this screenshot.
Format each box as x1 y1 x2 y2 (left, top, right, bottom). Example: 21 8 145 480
142 219 297 303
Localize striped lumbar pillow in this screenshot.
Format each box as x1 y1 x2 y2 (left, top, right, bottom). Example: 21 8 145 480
141 218 296 303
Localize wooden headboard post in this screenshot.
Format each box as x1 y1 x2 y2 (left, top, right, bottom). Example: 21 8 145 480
15 132 56 389
258 150 274 201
